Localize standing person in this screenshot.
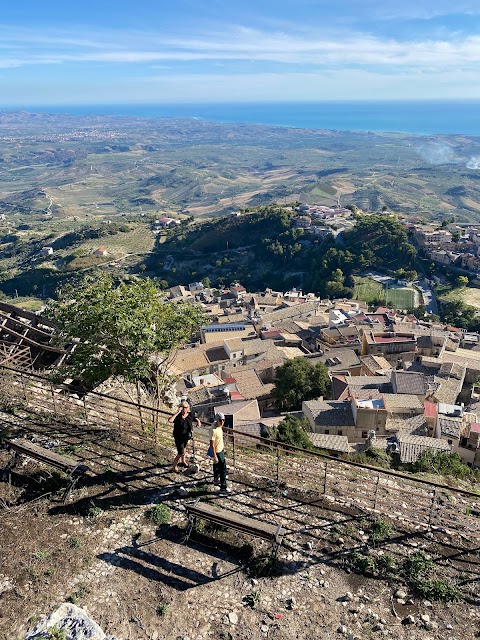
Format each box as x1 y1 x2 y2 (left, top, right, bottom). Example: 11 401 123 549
209 412 230 494
169 401 200 472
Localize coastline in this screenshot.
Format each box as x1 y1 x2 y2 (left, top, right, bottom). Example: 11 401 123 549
2 100 480 136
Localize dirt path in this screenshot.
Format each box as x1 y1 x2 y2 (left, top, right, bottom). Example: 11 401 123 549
0 413 479 640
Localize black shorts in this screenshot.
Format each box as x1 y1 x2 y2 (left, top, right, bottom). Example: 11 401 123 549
174 434 189 455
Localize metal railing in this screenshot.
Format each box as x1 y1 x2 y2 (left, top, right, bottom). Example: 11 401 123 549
1 364 479 538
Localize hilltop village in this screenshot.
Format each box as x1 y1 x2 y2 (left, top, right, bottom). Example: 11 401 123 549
163 279 480 469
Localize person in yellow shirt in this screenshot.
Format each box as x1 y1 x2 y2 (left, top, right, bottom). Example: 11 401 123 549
209 413 230 494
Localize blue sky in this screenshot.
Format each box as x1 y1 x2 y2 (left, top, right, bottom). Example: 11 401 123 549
2 0 480 104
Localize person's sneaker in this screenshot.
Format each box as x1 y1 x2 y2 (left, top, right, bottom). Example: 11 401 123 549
218 487 231 494
213 478 220 486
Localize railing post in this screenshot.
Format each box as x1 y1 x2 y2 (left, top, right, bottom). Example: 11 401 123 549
82 396 89 425
373 474 380 510
232 431 236 470
276 446 280 486
428 489 437 527
20 371 29 404
50 382 57 418
323 461 328 495
115 399 122 429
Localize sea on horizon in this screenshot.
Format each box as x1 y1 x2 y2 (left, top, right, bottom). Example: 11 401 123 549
3 100 480 137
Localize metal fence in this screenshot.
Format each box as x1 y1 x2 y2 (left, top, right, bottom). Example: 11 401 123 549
1 364 479 539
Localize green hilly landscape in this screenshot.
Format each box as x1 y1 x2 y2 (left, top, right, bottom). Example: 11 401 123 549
1 111 480 301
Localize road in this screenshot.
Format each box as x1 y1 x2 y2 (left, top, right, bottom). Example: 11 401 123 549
417 279 439 315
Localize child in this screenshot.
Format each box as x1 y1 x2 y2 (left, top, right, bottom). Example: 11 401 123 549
209 412 230 494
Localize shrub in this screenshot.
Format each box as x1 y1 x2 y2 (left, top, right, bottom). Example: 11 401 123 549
414 578 461 603
156 603 169 617
402 551 433 581
348 551 377 575
68 537 82 549
147 503 171 525
376 553 396 572
243 591 261 609
86 501 103 519
47 627 67 640
409 450 474 480
248 553 275 578
370 518 392 543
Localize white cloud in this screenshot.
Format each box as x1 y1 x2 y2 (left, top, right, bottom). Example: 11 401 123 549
1 23 480 71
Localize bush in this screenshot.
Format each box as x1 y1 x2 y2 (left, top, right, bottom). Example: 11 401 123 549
156 603 169 617
147 503 171 525
86 501 103 519
248 553 275 578
47 627 67 640
370 518 392 543
272 415 313 450
414 578 461 602
409 451 474 481
348 551 377 575
403 551 433 581
402 551 461 602
242 591 261 609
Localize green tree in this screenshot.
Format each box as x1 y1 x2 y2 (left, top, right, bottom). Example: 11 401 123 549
404 270 418 282
273 415 313 449
272 359 330 410
45 274 205 436
452 231 461 243
457 275 468 288
201 276 211 288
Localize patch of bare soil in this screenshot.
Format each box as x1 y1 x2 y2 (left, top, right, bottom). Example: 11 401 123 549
0 413 479 640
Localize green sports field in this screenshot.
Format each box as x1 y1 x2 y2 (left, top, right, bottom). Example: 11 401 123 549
385 287 415 309
354 276 416 309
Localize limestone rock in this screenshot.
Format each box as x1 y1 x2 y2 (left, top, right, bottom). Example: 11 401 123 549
228 612 238 625
25 603 118 640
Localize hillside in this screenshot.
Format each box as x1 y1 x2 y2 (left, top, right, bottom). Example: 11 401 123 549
2 112 480 223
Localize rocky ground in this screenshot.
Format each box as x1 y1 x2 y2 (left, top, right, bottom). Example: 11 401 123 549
0 412 479 640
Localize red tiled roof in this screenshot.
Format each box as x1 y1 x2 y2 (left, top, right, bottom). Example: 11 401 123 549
223 376 236 384
424 401 438 418
470 422 480 433
261 329 281 339
230 391 245 401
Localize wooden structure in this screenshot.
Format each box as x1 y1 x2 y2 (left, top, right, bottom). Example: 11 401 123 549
184 498 285 558
0 302 68 370
2 437 90 502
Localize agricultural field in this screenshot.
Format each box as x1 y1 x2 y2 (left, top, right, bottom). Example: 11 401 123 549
353 277 385 303
75 224 156 257
441 285 480 310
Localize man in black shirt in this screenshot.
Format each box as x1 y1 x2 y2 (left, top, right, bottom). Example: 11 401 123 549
168 401 201 472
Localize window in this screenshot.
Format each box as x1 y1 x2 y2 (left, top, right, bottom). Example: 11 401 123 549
362 431 368 439
338 430 343 436
324 429 330 434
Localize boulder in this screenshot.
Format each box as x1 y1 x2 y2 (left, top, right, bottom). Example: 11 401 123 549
25 603 118 640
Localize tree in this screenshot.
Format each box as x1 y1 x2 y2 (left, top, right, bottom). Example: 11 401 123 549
272 359 330 410
201 276 211 288
457 275 468 288
272 415 313 450
404 270 418 282
45 274 206 437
